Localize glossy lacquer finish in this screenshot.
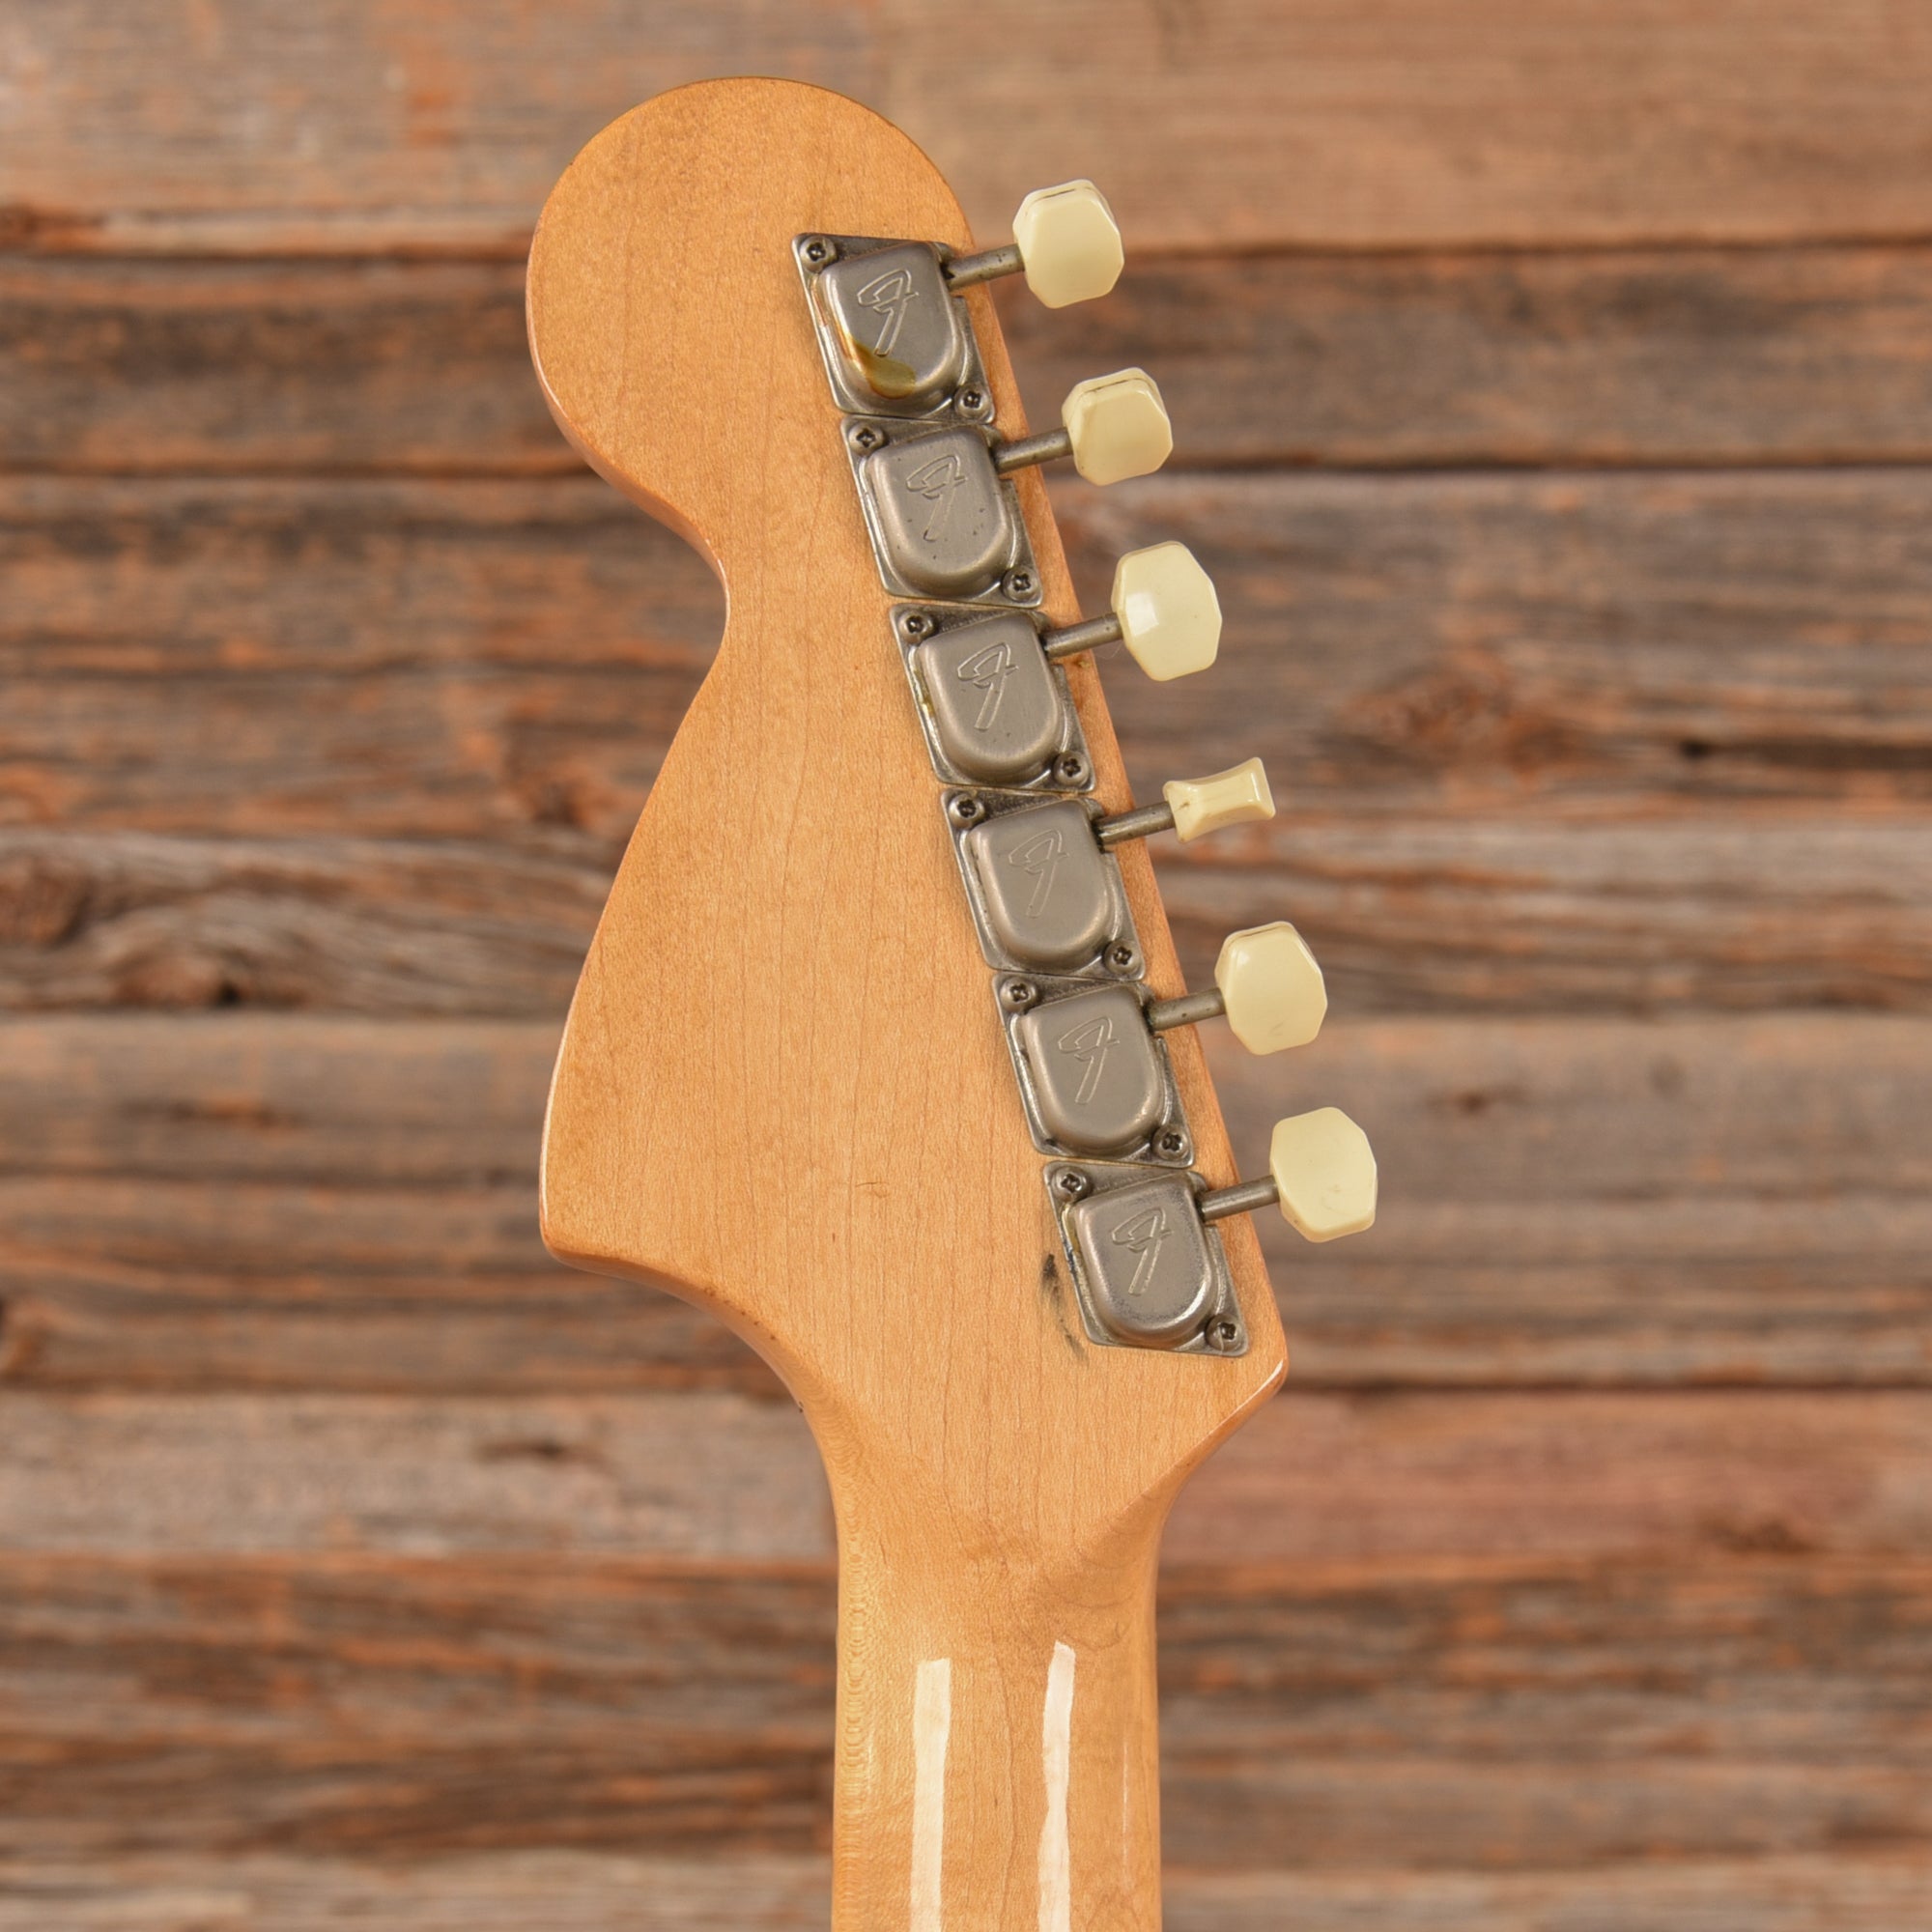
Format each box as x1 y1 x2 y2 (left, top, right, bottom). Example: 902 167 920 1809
526 80 1284 1929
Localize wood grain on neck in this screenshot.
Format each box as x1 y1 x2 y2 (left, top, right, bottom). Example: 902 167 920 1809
527 78 1285 1929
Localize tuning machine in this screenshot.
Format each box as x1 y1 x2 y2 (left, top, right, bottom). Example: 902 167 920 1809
799 182 1124 418
1042 541 1221 682
947 759 1275 976
945 180 1125 310
895 543 1219 789
1200 1108 1379 1243
844 372 1172 601
1048 1108 1378 1356
997 923 1327 1162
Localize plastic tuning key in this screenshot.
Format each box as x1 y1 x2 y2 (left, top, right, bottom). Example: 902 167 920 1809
994 369 1173 487
1041 542 1222 681
1094 757 1275 850
945 179 1125 309
1147 922 1327 1056
1200 1109 1379 1243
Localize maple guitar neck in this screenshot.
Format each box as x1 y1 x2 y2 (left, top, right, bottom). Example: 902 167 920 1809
526 78 1375 1930
827 1456 1166 1927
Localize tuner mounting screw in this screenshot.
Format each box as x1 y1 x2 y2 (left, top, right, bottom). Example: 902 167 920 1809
1053 1168 1091 1201
1053 752 1091 789
1002 979 1038 1010
1203 1316 1241 1352
1103 941 1143 979
1003 568 1037 603
1155 1126 1191 1162
802 237 836 266
948 793 987 827
955 384 991 419
848 422 886 453
900 611 935 640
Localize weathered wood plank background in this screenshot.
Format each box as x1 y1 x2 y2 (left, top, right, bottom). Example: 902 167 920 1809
3 4 1929 1925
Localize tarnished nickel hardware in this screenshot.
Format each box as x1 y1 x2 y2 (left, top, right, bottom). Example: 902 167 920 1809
796 233 986 417
802 220 1242 1361
1047 1163 1245 1354
951 791 1128 974
900 606 1088 787
1001 976 1183 1161
800 231 1038 603
858 424 1025 600
801 235 1167 599
817 242 969 406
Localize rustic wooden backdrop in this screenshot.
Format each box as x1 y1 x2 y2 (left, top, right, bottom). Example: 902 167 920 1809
4 5 1930 1927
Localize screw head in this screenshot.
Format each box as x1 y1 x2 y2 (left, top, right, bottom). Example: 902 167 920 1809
1203 1316 1241 1351
848 422 886 453
1002 979 1038 1009
1053 752 1091 789
1155 1126 1191 1162
802 237 836 266
900 610 935 640
1053 1168 1091 1201
955 384 991 419
1103 941 1143 979
948 793 987 827
1003 568 1037 604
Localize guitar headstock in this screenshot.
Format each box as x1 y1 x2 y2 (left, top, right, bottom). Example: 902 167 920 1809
527 79 1374 1550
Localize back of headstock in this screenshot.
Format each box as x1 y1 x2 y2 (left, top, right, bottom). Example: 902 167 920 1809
527 78 1375 1931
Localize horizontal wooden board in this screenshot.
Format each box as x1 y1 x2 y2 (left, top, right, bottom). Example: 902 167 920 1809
6 469 1931 1016
1157 814 1932 1018
1080 467 1932 819
0 258 568 475
12 469 1931 833
3 1012 1929 1392
1008 242 1932 469
0 831 603 1014
1 1552 1927 1870
14 464 1932 815
5 1854 1930 1932
1166 1392 1932 1568
0 1392 833 1561
4 1390 1927 1566
17 246 1932 473
9 812 1927 1020
10 4 1932 252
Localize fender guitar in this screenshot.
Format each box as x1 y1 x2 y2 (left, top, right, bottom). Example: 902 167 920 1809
526 77 1377 1931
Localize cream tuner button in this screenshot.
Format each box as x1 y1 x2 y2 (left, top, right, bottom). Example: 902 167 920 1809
1266 1109 1378 1242
1161 757 1273 842
1215 923 1326 1054
1060 368 1173 486
1145 920 1323 1053
990 369 1171 489
1094 757 1274 852
1037 542 1222 682
1011 180 1125 309
1198 1108 1378 1244
1112 542 1221 680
